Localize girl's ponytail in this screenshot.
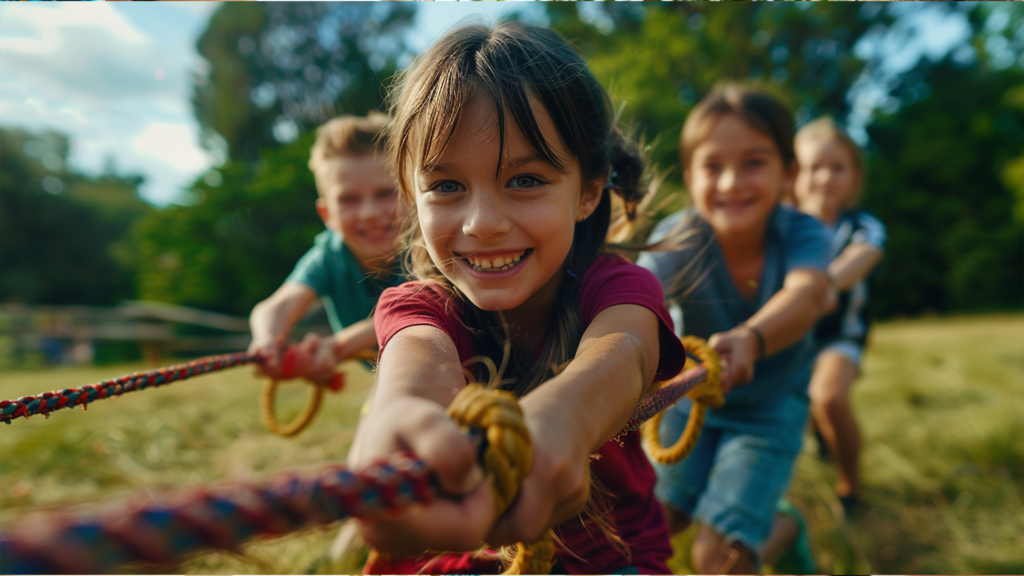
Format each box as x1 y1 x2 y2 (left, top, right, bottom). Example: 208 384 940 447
605 127 646 222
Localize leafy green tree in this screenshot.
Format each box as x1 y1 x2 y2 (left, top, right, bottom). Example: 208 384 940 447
139 2 418 315
546 2 895 202
0 128 151 305
862 4 1024 316
193 2 416 163
134 133 322 316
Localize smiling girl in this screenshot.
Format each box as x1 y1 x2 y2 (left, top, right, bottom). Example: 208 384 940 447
637 84 832 574
346 22 687 575
794 117 885 515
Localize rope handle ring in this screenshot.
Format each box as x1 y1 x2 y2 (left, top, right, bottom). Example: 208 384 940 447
641 336 724 465
260 347 377 437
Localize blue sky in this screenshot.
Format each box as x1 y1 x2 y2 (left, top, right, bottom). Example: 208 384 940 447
0 2 974 207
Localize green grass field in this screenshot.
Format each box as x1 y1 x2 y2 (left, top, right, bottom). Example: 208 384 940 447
1 313 1022 574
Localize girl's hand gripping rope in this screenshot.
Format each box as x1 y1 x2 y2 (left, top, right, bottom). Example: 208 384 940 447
355 383 558 575
351 394 497 557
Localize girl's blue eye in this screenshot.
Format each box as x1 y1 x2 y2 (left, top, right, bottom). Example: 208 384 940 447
434 181 462 194
509 175 542 188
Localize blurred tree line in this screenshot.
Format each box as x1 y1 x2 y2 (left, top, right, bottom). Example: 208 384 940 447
0 128 152 305
2 2 1020 320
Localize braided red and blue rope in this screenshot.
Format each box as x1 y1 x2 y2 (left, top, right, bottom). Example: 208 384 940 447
623 364 708 432
0 352 256 424
0 452 432 574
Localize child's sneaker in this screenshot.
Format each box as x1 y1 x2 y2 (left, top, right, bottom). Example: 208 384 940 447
772 499 816 574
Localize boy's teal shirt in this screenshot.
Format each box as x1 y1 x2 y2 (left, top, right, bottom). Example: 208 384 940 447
285 229 402 332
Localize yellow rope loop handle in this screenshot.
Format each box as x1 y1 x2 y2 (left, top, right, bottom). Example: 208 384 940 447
260 348 379 438
502 539 556 576
260 378 324 437
641 336 725 464
445 384 532 522
445 383 553 575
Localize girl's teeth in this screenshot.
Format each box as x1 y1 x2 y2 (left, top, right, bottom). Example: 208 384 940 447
467 251 526 272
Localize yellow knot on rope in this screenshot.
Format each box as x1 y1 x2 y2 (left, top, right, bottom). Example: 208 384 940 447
445 383 553 575
641 336 724 464
260 348 378 437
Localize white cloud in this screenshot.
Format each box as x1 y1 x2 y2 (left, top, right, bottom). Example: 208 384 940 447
0 3 214 206
132 123 209 173
1 3 145 52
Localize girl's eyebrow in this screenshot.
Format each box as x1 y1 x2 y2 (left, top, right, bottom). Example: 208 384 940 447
506 153 549 167
426 154 552 176
745 145 777 156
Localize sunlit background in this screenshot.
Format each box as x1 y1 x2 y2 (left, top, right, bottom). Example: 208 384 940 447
0 2 1006 206
1 1 1021 319
1 4 1022 575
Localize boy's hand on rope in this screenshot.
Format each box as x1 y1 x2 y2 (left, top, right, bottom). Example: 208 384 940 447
353 395 496 558
248 335 286 379
287 333 342 386
708 327 759 393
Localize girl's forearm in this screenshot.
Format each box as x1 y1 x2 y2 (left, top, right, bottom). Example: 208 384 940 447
828 243 883 292
744 268 830 357
371 325 466 407
519 304 659 456
348 325 467 467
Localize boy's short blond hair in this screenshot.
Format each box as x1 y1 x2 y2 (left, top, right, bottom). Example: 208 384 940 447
795 116 865 206
308 112 389 195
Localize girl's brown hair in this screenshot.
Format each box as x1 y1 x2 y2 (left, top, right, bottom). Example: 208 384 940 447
386 21 649 396
680 82 796 172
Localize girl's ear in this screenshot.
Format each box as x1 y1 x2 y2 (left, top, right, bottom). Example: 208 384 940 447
576 177 604 222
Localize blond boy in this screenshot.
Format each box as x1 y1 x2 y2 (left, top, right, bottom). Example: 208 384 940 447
248 113 401 383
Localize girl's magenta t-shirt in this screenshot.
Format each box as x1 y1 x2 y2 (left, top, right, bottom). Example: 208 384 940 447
372 253 684 574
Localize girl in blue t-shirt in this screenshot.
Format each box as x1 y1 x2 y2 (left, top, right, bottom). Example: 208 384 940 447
794 117 886 515
637 83 832 574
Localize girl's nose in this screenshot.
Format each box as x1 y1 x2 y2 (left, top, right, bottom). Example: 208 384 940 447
719 167 739 194
462 190 511 239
